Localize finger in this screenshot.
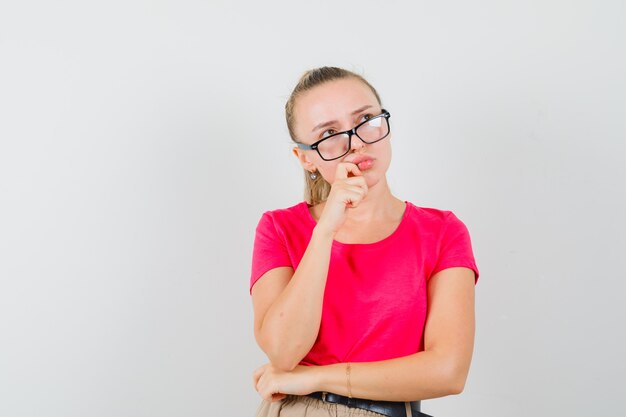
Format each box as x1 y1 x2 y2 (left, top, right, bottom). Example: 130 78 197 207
255 373 266 394
260 384 276 402
344 163 363 178
341 186 368 199
252 366 265 388
341 183 368 197
344 176 368 189
334 162 363 180
271 393 287 402
342 190 367 207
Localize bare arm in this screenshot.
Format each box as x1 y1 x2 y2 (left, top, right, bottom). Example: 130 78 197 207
308 267 476 401
252 227 334 371
251 163 368 372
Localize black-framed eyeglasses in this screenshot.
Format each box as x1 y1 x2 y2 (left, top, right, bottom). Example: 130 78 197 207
295 109 391 161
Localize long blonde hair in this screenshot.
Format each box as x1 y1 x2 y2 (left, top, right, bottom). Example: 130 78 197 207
285 67 382 205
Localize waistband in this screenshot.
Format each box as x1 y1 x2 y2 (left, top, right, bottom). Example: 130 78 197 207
306 391 432 417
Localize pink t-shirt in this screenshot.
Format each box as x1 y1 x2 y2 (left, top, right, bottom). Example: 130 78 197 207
250 201 479 366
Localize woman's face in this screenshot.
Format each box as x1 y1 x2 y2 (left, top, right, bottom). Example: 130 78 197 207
292 77 392 188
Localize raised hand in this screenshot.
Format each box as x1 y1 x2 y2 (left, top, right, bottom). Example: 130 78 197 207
316 162 368 236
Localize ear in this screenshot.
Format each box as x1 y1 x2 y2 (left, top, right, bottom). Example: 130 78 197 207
292 147 317 172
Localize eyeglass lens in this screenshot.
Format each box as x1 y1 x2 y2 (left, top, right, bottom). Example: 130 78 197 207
317 115 388 160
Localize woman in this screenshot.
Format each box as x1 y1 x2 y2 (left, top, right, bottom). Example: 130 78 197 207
250 67 479 417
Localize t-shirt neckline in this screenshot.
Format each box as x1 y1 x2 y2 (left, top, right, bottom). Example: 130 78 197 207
300 200 412 248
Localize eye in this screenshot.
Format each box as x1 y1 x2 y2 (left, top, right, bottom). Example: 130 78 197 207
321 129 336 139
359 113 374 123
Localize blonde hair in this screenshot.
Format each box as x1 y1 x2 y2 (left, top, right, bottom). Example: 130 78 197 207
285 67 382 205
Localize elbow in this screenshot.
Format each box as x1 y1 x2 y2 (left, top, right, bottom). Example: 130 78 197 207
447 374 467 395
255 332 306 371
438 357 470 396
264 342 302 371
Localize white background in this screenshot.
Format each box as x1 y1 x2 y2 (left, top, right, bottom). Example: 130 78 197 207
1 1 625 416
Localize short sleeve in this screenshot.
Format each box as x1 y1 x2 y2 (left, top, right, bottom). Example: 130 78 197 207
250 212 293 294
431 212 480 284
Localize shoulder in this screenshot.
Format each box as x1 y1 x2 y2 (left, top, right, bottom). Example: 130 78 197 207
256 201 313 235
259 201 309 223
405 201 463 229
261 201 309 217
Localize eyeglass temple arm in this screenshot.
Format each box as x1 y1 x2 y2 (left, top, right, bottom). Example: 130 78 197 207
295 142 315 150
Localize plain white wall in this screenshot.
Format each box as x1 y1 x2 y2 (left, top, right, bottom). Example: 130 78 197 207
1 1 624 416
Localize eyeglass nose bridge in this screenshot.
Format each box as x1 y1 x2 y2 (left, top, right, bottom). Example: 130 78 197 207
345 128 369 151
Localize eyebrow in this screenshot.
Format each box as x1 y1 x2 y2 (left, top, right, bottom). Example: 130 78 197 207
311 105 374 133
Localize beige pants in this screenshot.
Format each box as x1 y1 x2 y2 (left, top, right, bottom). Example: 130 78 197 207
254 394 417 417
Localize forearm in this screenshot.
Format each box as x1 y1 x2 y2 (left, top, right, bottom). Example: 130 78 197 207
259 226 334 370
311 350 468 401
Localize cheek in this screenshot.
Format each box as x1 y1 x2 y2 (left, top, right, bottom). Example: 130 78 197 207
317 162 338 184
377 141 393 166
381 146 392 166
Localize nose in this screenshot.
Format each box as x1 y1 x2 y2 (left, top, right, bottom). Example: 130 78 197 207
348 131 366 152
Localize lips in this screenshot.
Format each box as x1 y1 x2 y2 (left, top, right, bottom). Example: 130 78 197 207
345 155 375 171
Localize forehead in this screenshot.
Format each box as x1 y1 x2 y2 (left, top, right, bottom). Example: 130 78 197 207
294 78 379 128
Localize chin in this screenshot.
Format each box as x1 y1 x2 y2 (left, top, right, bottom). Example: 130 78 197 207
364 172 384 188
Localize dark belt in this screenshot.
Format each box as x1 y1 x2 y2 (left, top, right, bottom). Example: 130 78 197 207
307 391 433 417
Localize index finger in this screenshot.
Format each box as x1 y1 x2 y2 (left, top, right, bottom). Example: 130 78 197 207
335 162 363 180
252 365 265 387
